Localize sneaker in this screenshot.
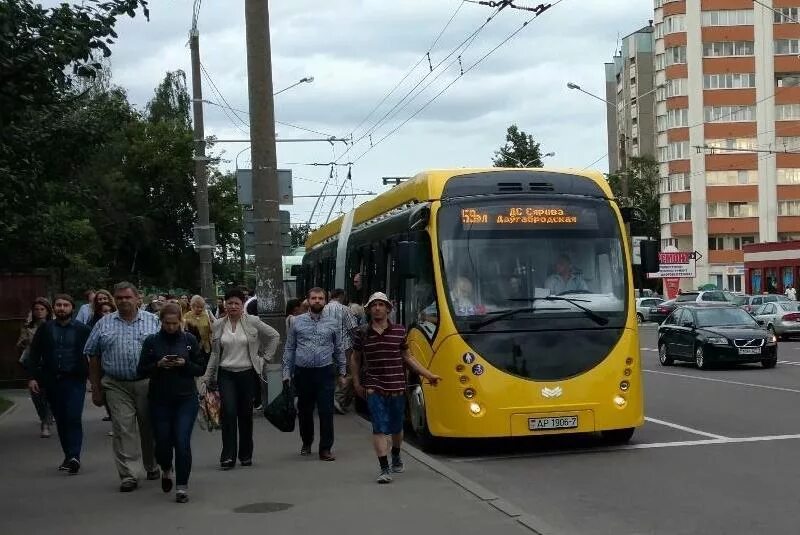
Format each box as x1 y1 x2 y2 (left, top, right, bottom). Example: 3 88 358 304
376 468 393 484
58 459 69 471
102 415 112 422
146 469 161 481
66 458 80 475
240 459 252 467
300 445 311 456
319 450 336 462
220 459 235 470
333 400 346 415
176 490 189 503
391 457 405 473
40 424 51 438
253 404 263 412
107 430 114 437
119 480 138 492
161 473 173 493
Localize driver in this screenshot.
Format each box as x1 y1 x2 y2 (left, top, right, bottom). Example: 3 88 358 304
451 276 478 315
545 254 588 295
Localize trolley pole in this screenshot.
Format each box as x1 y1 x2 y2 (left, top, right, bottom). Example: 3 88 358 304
189 27 214 303
244 0 286 339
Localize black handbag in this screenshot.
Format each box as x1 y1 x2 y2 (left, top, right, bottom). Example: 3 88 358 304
264 384 296 432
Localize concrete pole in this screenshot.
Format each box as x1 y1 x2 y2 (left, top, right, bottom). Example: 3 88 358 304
189 29 215 304
244 0 286 339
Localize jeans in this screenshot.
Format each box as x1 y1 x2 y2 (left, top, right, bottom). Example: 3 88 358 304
31 388 53 425
150 396 198 487
44 377 85 460
294 365 335 452
218 368 257 462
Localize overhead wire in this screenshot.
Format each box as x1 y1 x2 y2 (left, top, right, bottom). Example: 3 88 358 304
350 0 564 165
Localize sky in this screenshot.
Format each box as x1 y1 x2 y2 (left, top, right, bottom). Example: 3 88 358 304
54 0 653 226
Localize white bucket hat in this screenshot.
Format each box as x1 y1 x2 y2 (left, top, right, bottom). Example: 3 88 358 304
366 292 392 310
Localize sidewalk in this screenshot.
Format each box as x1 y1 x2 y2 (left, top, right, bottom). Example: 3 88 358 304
0 390 531 535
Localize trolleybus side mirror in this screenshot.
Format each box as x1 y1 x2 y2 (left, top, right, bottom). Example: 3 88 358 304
640 240 659 275
290 265 302 277
396 240 418 279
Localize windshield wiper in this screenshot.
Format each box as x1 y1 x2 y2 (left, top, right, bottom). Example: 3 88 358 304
507 296 609 326
468 307 554 330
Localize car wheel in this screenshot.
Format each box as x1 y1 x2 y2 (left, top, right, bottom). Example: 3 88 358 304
407 382 441 453
762 357 777 369
636 313 644 324
601 427 635 444
658 342 674 366
695 345 709 370
768 325 781 342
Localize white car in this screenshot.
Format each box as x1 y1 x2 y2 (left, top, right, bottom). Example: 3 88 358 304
636 297 664 324
753 301 800 340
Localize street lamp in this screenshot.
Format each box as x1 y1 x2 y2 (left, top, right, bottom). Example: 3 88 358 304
566 81 664 107
506 152 555 168
274 76 314 96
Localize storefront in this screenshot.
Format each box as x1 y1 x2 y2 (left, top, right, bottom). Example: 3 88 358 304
743 241 800 295
708 265 745 292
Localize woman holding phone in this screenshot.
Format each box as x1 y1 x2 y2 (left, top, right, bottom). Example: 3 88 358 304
137 303 204 503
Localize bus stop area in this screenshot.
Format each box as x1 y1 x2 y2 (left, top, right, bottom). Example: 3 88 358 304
0 390 535 535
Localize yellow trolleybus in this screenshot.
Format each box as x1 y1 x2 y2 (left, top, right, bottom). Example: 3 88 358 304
300 168 646 447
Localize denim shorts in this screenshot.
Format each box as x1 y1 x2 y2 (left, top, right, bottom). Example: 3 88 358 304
367 392 405 435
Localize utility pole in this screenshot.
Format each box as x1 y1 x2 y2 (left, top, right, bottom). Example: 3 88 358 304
244 0 285 338
189 25 215 304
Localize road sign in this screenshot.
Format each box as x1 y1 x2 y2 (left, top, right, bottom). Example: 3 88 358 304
243 209 291 255
631 236 649 265
647 250 697 279
236 169 293 205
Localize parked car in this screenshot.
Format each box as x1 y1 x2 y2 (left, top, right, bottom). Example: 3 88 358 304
741 294 789 314
752 301 800 340
636 297 665 323
649 299 677 324
657 304 777 369
674 290 728 304
724 292 750 308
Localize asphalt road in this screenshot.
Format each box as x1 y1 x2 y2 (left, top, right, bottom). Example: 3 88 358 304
421 324 800 535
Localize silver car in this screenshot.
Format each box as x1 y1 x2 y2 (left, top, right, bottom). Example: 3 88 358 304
753 301 800 340
636 297 664 324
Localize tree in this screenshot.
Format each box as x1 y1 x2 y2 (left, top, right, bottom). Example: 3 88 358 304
492 124 544 168
606 156 661 240
290 225 313 249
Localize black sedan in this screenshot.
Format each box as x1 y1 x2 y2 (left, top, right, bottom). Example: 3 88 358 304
648 299 676 324
657 304 778 370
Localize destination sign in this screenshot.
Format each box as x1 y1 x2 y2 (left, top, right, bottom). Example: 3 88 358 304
461 207 580 227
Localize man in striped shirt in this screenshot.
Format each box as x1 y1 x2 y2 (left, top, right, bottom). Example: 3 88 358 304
85 281 160 492
351 292 441 484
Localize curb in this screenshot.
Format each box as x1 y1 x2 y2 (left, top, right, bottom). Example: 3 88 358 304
0 397 18 423
351 415 558 535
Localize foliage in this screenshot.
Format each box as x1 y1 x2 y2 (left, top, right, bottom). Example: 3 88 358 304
492 124 544 168
606 156 661 240
290 224 312 249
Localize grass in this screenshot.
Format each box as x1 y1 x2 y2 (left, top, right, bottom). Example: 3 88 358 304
0 395 12 416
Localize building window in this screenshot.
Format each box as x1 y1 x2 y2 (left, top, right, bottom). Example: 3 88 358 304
777 74 800 87
776 137 800 152
665 46 686 65
774 7 799 24
705 138 757 154
656 114 668 132
775 39 800 55
664 141 690 161
708 202 758 218
655 53 666 70
708 236 724 251
667 108 689 128
702 41 754 57
704 105 756 122
707 236 757 251
661 173 691 192
778 200 800 216
654 22 665 39
670 204 692 222
702 10 754 27
779 233 800 241
664 14 686 34
666 78 688 97
778 169 800 185
706 170 758 185
704 73 756 89
777 104 800 121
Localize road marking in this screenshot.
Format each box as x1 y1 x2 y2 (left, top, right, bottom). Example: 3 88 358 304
778 360 800 366
645 416 727 439
448 433 800 463
641 347 658 352
644 369 800 393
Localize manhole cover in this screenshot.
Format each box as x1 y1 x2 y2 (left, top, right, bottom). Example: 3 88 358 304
233 502 293 514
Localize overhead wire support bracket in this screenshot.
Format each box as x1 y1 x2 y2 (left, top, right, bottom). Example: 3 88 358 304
427 52 433 72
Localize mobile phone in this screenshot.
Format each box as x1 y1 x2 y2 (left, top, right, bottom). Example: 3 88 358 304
165 355 178 361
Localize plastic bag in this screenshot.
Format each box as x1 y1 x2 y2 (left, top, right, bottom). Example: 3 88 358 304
198 389 221 432
264 384 296 432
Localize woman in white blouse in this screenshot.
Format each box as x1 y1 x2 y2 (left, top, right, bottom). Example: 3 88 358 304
203 289 279 470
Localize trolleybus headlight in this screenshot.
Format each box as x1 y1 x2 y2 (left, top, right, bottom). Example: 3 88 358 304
619 380 630 391
613 395 626 407
469 402 482 414
463 388 476 399
624 368 632 376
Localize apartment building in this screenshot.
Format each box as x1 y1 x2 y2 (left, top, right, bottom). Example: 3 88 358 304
604 25 657 174
653 0 800 292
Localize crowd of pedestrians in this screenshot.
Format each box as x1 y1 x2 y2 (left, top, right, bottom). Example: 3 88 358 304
16 276 442 503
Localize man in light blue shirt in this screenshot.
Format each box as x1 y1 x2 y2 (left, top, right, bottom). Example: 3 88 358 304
282 287 345 461
74 289 95 324
85 281 160 492
545 254 589 295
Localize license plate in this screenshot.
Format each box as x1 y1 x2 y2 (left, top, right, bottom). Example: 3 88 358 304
738 348 761 355
528 416 578 431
